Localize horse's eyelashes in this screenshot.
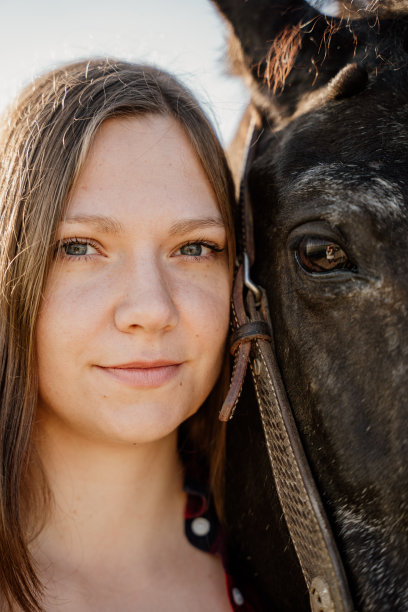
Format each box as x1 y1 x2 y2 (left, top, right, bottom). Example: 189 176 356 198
296 237 357 275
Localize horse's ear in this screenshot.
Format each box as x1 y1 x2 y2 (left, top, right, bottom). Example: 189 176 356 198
211 0 392 121
212 0 320 73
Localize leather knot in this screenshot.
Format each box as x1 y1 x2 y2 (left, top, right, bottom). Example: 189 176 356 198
230 321 272 355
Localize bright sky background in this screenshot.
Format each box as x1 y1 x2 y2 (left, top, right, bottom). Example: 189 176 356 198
0 0 249 145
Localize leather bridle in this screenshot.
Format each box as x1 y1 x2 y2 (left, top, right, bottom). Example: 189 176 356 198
219 119 355 612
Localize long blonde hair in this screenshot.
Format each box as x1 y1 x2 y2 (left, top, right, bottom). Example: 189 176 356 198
0 58 235 611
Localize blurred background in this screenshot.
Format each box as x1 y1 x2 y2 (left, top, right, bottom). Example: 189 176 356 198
0 0 249 145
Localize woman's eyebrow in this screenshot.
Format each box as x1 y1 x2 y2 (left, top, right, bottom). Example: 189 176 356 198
168 217 225 236
61 215 225 236
62 214 125 235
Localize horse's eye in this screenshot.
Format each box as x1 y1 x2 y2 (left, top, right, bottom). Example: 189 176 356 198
296 237 357 274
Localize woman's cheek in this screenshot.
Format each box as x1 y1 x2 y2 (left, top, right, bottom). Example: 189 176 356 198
176 270 230 336
37 276 102 356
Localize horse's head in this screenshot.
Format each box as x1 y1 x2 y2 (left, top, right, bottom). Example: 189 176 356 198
213 1 408 609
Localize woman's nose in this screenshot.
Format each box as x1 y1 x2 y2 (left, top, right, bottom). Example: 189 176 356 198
113 257 179 334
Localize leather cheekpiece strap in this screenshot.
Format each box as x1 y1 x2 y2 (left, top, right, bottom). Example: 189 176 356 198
230 321 271 355
219 119 355 612
219 263 252 422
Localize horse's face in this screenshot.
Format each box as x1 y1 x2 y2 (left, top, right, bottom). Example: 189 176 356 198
251 78 408 607
213 0 408 608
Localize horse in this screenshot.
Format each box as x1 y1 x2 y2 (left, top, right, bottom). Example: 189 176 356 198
211 1 408 610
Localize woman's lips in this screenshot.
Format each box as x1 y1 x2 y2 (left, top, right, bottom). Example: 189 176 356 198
96 362 182 388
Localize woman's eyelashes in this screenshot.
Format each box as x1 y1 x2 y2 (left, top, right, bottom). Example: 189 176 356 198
54 237 225 262
172 240 225 261
54 237 102 261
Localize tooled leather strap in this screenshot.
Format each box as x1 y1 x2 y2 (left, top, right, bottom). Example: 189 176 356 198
219 119 354 612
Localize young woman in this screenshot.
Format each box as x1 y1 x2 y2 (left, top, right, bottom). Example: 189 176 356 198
0 59 257 611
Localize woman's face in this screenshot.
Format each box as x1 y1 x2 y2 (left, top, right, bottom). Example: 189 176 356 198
36 115 231 445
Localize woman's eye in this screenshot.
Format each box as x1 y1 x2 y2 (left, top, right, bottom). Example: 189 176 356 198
296 237 357 273
58 240 99 258
180 243 205 256
176 242 223 258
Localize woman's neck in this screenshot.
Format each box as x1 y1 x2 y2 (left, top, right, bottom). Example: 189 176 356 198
31 419 185 573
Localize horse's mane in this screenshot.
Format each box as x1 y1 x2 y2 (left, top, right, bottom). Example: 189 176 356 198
257 0 408 93
260 22 303 94
258 16 355 94
246 0 408 95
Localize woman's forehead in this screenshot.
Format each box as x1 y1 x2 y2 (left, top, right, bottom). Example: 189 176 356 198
63 115 225 233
